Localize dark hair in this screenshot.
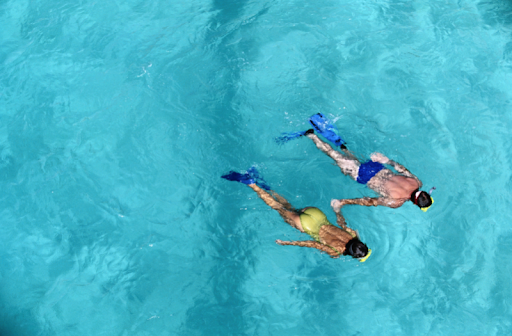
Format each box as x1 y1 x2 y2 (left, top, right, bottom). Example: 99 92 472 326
344 238 369 259
410 189 432 208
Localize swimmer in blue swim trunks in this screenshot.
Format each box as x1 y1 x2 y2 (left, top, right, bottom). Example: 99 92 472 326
221 167 371 261
303 127 433 211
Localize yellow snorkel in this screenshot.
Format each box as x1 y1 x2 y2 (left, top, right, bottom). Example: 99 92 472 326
359 248 372 262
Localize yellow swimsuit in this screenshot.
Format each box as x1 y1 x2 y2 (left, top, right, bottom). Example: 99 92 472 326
299 207 358 257
299 207 334 242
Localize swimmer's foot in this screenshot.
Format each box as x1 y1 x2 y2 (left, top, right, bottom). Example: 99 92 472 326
306 127 348 150
246 167 271 190
308 113 346 147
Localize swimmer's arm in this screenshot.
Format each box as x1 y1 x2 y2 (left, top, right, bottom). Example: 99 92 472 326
333 205 353 232
337 197 381 207
335 210 347 229
276 239 341 258
330 200 348 227
330 201 360 238
337 197 404 208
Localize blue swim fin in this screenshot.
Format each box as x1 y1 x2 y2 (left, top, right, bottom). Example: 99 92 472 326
275 130 307 144
221 171 255 185
309 113 345 147
221 167 271 190
246 167 271 190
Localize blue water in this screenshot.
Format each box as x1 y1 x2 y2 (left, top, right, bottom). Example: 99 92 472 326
1 0 512 335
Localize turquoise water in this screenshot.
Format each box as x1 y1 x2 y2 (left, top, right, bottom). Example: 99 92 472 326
1 0 512 335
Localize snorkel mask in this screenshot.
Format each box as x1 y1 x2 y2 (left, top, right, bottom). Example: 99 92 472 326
411 187 435 212
359 249 372 262
420 198 434 212
346 238 371 262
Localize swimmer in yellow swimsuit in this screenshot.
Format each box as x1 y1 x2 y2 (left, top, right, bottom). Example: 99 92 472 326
222 167 371 261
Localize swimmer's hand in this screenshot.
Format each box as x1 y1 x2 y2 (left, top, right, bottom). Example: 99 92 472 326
304 129 314 135
330 199 344 211
370 152 389 164
276 239 288 245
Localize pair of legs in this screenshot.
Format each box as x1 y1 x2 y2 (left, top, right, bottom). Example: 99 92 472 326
248 184 305 232
307 133 360 180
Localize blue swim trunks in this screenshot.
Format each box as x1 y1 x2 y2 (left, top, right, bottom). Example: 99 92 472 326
356 161 385 184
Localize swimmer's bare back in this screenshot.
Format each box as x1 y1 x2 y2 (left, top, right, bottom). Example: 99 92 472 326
335 154 422 209
367 169 419 198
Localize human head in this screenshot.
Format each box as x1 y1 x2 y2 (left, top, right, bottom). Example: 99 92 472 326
410 189 433 211
344 238 371 262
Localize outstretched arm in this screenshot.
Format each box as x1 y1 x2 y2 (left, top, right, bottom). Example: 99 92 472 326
330 199 357 237
276 239 340 258
335 196 404 208
370 153 422 186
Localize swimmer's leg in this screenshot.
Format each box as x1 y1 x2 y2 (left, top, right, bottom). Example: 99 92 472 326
340 146 359 161
271 191 295 211
249 184 304 232
306 133 360 180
